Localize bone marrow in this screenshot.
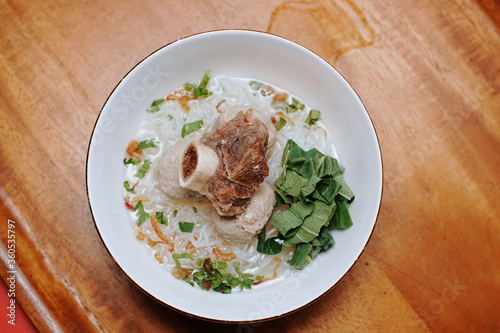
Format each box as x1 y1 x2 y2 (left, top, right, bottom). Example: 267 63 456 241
179 140 218 193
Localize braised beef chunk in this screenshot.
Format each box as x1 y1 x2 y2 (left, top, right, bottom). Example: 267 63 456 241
219 111 269 189
201 109 270 216
202 172 254 216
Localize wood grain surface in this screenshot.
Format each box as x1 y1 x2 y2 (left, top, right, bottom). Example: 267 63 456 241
1 0 499 332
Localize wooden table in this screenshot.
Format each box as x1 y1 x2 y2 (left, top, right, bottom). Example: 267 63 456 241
1 0 499 331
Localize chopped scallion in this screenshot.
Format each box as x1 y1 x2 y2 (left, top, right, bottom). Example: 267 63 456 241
123 157 141 165
172 253 194 268
136 159 152 179
185 70 212 98
305 109 321 126
147 99 165 113
181 120 203 138
249 81 264 90
136 139 158 150
275 116 286 131
124 181 136 193
212 261 227 270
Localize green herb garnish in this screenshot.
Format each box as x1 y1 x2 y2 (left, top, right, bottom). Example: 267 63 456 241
123 157 141 165
124 181 136 193
147 99 165 113
181 120 203 138
192 206 198 213
136 139 158 150
173 210 178 217
134 201 149 226
156 212 168 225
233 262 255 290
185 70 212 98
136 159 152 179
305 109 321 126
179 222 195 233
249 81 265 90
174 257 261 293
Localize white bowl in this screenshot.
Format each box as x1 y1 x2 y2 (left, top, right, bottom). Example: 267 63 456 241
86 30 383 322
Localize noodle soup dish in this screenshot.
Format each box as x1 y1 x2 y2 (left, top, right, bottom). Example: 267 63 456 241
87 30 382 322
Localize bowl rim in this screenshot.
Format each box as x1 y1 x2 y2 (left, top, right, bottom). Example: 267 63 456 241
85 28 384 323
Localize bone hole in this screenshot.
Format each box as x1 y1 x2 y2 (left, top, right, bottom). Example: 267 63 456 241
182 144 198 180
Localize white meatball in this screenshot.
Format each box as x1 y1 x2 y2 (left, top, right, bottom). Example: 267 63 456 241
212 182 276 244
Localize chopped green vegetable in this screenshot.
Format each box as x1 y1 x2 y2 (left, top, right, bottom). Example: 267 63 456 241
249 81 265 90
147 99 165 113
124 181 136 193
317 155 343 178
271 200 314 236
286 97 305 113
192 206 198 213
275 96 305 113
274 189 294 206
123 157 141 165
147 105 160 113
185 70 212 98
189 258 236 293
213 282 232 294
182 277 195 286
173 210 178 217
275 116 287 131
172 253 194 268
309 227 335 259
309 178 342 204
156 212 168 225
136 139 158 150
257 228 283 255
181 120 203 138
134 201 149 226
305 109 321 126
136 159 152 179
267 139 354 269
334 174 355 202
198 71 211 89
328 200 353 229
166 114 176 129
282 201 336 247
212 261 227 270
179 222 195 233
274 169 308 198
174 257 261 293
233 262 255 290
289 243 313 269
